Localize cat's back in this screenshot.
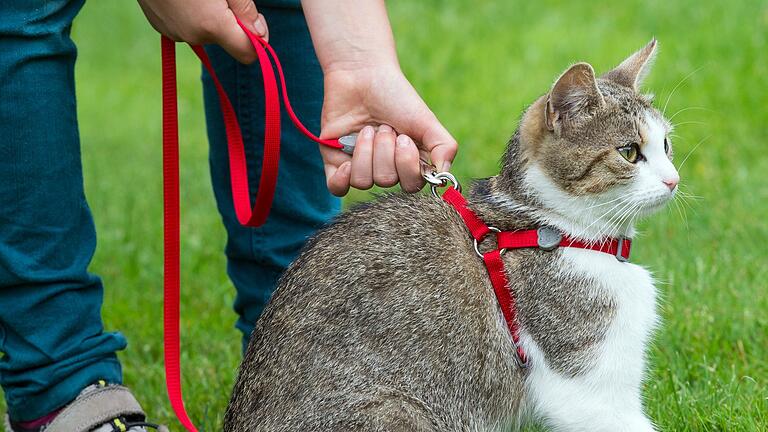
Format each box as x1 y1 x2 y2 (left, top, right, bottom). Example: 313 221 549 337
225 192 525 431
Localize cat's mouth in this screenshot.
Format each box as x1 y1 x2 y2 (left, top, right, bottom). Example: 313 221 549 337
636 192 674 215
593 191 673 231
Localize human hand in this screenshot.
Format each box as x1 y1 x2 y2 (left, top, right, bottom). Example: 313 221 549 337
319 66 458 196
137 0 269 63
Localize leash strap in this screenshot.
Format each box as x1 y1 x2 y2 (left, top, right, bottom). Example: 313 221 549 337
162 19 343 431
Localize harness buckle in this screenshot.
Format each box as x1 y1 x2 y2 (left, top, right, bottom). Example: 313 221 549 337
615 237 629 262
536 226 562 251
473 227 507 258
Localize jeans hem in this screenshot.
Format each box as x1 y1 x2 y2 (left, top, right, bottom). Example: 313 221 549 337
6 357 123 422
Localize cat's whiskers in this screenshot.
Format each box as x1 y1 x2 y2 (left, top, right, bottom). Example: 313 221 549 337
602 201 637 242
668 133 684 142
582 194 627 212
673 188 700 229
671 120 707 128
667 106 712 122
662 66 703 116
675 189 702 202
567 198 633 245
676 135 710 172
605 199 640 238
621 202 644 232
671 196 689 231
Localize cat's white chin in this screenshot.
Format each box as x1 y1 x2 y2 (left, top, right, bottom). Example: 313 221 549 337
638 194 673 215
520 164 624 241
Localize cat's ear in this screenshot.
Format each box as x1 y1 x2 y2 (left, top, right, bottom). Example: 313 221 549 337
602 39 658 90
546 62 604 131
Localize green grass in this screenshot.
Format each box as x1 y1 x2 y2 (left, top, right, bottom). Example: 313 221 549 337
5 0 767 430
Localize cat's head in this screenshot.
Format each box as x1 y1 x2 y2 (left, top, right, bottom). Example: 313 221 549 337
505 39 679 240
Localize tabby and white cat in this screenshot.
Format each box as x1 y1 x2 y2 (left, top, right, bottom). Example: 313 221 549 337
225 39 678 432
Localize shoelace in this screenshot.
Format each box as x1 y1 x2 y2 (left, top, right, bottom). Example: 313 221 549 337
107 418 167 432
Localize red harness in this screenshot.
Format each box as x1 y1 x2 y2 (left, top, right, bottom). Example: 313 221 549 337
439 186 632 367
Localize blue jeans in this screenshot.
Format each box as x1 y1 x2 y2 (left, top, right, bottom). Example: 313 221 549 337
202 6 338 350
0 0 336 422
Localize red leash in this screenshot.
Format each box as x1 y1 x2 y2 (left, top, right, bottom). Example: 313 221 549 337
161 20 343 431
440 186 632 368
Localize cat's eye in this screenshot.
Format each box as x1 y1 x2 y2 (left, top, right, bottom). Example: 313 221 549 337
617 143 642 163
664 137 670 153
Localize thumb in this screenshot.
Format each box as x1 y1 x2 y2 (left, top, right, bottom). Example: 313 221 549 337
411 113 458 172
214 7 268 64
228 0 269 42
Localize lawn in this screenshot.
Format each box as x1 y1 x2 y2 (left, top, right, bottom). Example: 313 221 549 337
6 0 767 430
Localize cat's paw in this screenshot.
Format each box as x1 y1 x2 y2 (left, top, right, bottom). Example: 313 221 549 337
622 414 656 432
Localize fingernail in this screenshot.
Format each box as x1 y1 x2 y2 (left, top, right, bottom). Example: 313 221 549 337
361 126 374 138
379 124 393 134
441 161 452 171
396 135 410 148
341 161 352 174
254 16 267 35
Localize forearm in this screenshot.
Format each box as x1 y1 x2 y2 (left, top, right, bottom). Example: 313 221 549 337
302 0 457 192
301 0 400 73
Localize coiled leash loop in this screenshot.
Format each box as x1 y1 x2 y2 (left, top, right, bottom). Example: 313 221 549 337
161 19 352 432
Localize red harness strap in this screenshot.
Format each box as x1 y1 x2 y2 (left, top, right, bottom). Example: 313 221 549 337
161 20 343 431
496 231 631 259
440 187 632 368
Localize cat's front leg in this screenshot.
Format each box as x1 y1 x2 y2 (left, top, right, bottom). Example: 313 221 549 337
538 403 655 432
620 414 657 432
525 358 656 432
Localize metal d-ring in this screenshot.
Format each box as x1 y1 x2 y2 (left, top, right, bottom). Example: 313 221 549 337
473 226 507 258
429 172 462 198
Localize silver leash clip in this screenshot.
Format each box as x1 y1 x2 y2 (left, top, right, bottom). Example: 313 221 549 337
420 158 443 187
337 134 358 155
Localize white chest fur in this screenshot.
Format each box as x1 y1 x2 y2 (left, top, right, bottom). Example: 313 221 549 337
520 247 660 432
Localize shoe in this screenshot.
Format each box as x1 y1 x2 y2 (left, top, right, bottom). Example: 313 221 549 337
4 381 167 432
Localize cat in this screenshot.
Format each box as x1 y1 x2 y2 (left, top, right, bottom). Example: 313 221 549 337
224 39 678 432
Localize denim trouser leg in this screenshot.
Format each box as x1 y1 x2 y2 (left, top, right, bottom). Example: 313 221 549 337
0 0 126 421
202 6 340 349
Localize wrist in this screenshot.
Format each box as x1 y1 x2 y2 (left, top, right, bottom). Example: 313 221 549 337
318 37 400 75
323 61 403 97
301 0 400 74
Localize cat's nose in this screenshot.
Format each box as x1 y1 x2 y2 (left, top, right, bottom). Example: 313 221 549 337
662 177 679 191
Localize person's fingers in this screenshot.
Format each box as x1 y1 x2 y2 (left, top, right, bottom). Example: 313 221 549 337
326 161 352 197
226 0 269 41
395 135 425 193
318 143 351 194
319 141 352 168
419 118 458 172
253 14 269 41
350 126 375 190
373 125 398 188
137 1 162 34
211 9 259 64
